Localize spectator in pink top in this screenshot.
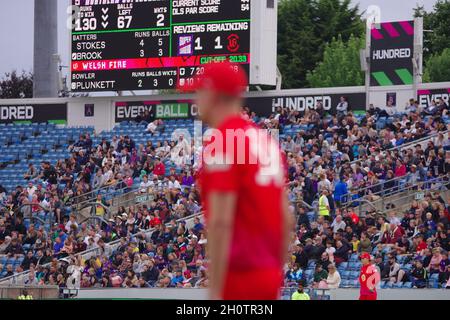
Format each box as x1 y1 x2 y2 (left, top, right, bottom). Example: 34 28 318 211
394 159 407 177
428 248 443 275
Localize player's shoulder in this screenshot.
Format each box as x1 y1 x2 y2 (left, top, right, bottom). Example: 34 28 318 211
219 115 256 131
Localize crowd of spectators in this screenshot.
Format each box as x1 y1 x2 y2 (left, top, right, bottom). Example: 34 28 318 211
0 96 448 290
0 124 202 286
286 192 449 289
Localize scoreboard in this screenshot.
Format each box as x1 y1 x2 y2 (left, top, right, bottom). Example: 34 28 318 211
70 0 251 92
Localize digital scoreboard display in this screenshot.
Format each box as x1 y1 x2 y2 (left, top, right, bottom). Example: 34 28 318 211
70 0 251 92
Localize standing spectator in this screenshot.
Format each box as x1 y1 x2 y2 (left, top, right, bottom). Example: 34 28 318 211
318 189 331 221
336 96 348 118
291 282 310 300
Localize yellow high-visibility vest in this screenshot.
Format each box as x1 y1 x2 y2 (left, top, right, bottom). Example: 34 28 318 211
318 195 330 216
291 291 310 300
18 295 33 300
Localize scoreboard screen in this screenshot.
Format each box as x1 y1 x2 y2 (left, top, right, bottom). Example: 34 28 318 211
70 0 251 92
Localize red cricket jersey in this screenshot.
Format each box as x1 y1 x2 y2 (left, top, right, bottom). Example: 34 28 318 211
200 115 285 272
359 264 379 296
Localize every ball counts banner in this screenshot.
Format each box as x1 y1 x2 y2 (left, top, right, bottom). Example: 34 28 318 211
115 92 366 122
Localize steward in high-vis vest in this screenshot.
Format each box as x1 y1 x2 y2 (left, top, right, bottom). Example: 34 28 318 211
17 289 33 300
318 189 330 219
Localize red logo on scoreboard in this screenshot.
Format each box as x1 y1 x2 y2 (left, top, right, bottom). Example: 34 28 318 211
227 34 240 52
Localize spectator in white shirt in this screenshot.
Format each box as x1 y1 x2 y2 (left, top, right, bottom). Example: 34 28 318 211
139 175 154 194
146 120 158 135
65 214 79 233
385 100 398 116
168 175 182 191
336 96 348 117
331 215 346 233
27 182 37 197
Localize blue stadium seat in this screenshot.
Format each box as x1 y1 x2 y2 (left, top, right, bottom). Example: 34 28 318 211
338 262 348 270
341 270 351 280
402 282 412 288
349 253 359 262
304 269 313 279
401 264 412 272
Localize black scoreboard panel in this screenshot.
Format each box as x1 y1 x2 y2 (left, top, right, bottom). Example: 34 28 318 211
70 0 251 92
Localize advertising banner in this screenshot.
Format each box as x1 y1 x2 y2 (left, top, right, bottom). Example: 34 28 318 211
244 92 367 118
0 104 67 124
417 88 450 108
370 21 415 86
115 92 366 122
115 100 198 122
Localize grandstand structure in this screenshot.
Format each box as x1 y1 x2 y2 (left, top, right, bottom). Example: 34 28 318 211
0 82 449 299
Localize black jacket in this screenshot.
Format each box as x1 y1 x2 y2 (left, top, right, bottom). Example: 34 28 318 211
142 266 160 282
294 251 309 269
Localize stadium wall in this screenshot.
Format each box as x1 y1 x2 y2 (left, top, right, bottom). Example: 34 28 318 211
0 82 449 132
73 288 450 300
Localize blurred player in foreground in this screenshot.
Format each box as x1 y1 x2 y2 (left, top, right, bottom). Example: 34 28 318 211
180 61 294 300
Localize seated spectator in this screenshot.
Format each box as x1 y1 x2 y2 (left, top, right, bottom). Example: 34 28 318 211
285 263 303 285
333 240 348 265
410 259 428 288
20 251 37 271
359 232 372 253
312 264 328 289
325 241 336 263
5 238 24 258
381 223 403 246
146 120 159 135
23 163 38 181
293 244 308 270
325 264 341 289
384 254 406 283
423 100 439 116
428 248 443 274
331 215 346 233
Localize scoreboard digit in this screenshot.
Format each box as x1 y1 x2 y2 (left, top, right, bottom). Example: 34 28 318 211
70 0 251 92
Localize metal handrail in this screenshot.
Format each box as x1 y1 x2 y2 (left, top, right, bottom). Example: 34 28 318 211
0 212 204 285
14 203 53 225
68 179 131 208
339 173 413 204
348 129 449 167
382 178 450 206
345 174 448 204
76 201 112 225
379 179 450 214
386 129 449 153
343 175 449 214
